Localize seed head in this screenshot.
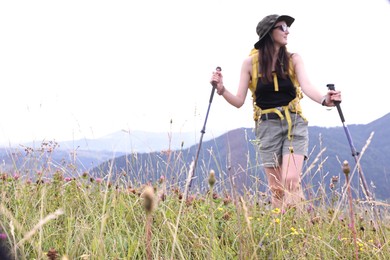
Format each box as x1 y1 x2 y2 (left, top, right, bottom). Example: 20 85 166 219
141 185 155 214
342 160 350 175
208 170 216 187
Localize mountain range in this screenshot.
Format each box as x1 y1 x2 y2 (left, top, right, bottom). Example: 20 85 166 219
92 112 390 201
0 113 389 201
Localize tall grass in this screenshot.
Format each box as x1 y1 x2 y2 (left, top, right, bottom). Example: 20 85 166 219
0 137 389 260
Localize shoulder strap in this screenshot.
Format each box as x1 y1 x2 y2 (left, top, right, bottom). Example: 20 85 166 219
249 48 259 94
288 54 303 99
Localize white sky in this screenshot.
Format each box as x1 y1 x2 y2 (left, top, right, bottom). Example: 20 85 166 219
1 0 389 146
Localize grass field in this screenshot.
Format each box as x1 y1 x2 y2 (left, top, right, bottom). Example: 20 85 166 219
0 141 389 259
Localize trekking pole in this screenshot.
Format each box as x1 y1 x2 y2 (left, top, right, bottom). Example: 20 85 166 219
189 67 221 189
326 84 373 200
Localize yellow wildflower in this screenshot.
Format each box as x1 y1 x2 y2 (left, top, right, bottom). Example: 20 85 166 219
290 227 299 235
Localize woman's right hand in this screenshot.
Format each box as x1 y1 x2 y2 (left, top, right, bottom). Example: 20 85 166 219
210 68 225 95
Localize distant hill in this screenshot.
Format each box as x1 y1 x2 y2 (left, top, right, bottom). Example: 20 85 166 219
93 113 390 201
55 130 223 153
0 130 222 174
1 113 388 201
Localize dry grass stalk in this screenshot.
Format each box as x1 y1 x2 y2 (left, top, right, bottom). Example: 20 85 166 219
343 160 358 260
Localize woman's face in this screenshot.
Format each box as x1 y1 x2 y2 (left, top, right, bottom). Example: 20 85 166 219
271 21 290 46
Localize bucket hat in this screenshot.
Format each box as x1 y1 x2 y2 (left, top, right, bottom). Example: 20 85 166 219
254 14 295 49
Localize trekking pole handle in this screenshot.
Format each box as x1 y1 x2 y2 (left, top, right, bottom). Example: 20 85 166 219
210 66 221 102
326 84 345 122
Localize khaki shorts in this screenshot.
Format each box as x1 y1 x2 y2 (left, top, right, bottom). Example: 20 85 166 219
254 113 308 168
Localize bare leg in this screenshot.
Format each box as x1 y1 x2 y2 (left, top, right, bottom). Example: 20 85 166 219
281 153 305 209
264 166 284 208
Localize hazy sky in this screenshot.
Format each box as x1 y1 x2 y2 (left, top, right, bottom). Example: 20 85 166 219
1 0 389 146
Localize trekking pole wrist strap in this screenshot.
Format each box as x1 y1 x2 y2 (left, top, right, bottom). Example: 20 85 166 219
321 95 327 106
217 85 225 95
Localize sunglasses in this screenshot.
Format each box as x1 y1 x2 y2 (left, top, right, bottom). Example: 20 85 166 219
273 24 289 32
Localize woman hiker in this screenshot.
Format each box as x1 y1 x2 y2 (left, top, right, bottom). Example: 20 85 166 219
210 14 342 209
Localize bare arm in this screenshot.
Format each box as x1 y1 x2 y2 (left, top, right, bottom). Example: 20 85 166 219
292 53 341 106
210 56 252 108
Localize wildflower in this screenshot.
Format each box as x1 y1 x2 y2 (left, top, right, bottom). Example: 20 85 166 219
274 218 280 224
218 207 224 211
248 216 253 220
339 237 347 241
222 212 231 220
159 175 165 184
290 227 299 235
64 177 72 182
357 241 364 251
0 233 7 240
186 194 196 206
13 173 20 180
47 248 58 260
306 204 314 213
331 176 339 183
223 195 232 205
272 208 281 214
96 178 103 184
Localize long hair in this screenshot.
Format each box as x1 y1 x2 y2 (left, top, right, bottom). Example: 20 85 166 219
257 33 290 84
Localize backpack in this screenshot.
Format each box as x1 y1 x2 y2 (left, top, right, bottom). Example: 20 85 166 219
248 48 305 139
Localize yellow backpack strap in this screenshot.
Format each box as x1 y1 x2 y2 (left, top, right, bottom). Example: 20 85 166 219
249 48 259 93
288 55 303 100
249 48 261 121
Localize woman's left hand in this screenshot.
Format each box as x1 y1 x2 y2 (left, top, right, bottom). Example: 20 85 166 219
324 90 342 106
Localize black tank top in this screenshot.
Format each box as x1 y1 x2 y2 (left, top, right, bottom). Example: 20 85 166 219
255 73 296 109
